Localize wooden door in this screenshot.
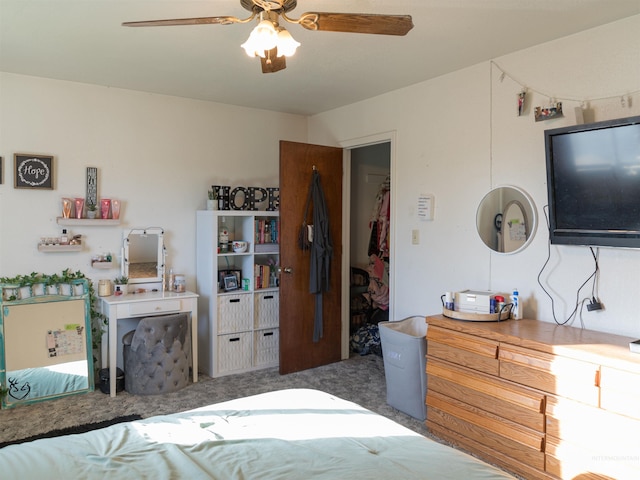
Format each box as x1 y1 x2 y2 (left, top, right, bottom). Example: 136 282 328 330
279 140 343 374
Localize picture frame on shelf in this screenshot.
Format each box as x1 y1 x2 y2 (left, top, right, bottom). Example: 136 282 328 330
218 269 241 291
223 274 239 291
14 153 54 189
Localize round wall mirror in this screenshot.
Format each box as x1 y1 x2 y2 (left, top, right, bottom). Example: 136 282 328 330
476 186 537 254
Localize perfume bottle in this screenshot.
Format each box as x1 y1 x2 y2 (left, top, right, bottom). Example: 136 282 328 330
219 217 229 253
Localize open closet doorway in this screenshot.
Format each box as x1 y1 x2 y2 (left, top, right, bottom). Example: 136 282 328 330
346 141 391 356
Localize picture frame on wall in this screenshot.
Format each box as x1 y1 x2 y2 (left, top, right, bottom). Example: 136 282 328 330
0 156 3 184
14 153 54 189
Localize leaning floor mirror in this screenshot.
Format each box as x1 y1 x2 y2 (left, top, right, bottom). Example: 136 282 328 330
0 279 93 408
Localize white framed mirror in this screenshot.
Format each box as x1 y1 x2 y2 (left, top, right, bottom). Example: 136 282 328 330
476 186 537 254
122 227 165 285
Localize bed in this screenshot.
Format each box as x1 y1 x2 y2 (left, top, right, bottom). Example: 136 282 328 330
0 389 515 479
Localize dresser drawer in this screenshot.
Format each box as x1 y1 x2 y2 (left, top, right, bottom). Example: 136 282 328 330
217 293 252 334
427 358 545 432
125 299 181 317
546 394 640 452
217 332 252 373
254 292 279 329
546 433 640 480
599 365 640 418
427 325 499 375
499 344 600 405
254 328 279 367
427 390 545 471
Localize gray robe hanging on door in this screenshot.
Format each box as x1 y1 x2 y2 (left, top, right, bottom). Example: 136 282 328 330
308 169 332 342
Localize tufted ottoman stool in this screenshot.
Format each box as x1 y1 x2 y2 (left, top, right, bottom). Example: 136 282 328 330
122 313 191 395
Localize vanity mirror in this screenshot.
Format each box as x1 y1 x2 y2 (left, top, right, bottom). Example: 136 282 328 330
122 228 166 286
476 186 537 254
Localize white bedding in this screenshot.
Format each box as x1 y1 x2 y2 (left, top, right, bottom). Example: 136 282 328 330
0 389 515 479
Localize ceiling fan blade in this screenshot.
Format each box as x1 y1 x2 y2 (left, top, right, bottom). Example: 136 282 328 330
122 16 239 27
299 13 413 36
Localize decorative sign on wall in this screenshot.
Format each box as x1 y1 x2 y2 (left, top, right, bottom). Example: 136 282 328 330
14 153 54 189
86 167 98 206
212 185 279 211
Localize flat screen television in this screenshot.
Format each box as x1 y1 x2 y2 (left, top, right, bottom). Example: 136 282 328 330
545 115 640 248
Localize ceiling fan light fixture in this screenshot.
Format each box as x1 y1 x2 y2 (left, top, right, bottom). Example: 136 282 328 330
241 19 278 57
275 27 300 57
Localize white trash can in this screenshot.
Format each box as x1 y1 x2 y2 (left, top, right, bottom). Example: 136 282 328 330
378 316 428 421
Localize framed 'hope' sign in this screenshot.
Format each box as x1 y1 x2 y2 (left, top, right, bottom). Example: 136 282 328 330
14 154 54 189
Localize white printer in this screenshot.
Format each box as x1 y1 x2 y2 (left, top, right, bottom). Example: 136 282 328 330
454 290 495 314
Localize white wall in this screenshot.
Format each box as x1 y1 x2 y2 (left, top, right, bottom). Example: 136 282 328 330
0 73 308 291
309 15 640 338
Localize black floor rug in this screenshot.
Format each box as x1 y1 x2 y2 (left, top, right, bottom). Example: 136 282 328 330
0 414 142 448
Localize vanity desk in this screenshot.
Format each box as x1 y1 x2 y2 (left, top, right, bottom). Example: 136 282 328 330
100 290 199 397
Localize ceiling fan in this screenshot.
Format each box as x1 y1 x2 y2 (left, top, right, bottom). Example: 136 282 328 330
123 0 414 74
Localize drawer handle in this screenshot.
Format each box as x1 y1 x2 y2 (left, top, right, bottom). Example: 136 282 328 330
263 295 274 300
229 337 240 342
229 299 240 303
263 332 274 337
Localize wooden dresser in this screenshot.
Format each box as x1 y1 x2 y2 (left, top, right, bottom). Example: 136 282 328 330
425 315 640 480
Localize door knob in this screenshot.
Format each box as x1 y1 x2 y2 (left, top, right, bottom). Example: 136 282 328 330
280 267 293 274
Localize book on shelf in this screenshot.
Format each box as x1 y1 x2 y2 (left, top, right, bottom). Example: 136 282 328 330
254 264 278 289
255 218 280 245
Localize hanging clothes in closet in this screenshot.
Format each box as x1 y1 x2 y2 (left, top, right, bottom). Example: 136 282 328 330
368 175 390 260
366 176 390 313
350 175 390 355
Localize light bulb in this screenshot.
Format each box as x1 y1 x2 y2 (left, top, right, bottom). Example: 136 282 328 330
276 28 300 57
241 20 277 57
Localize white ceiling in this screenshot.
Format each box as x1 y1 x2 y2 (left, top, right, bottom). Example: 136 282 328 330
1 1 639 116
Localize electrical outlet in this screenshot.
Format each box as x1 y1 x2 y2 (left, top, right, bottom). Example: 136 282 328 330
587 297 603 311
411 229 419 245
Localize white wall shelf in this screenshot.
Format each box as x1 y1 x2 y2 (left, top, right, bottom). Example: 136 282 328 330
37 243 82 253
56 217 121 226
91 261 115 269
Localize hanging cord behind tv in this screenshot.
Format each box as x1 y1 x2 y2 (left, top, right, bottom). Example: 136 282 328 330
537 205 600 327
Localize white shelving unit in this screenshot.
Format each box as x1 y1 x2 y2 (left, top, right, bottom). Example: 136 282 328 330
196 210 280 377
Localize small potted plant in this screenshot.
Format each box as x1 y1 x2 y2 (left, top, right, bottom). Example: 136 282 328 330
207 188 218 210
86 202 98 219
113 275 128 296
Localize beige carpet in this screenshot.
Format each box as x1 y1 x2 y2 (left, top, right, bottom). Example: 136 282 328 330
0 353 428 444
